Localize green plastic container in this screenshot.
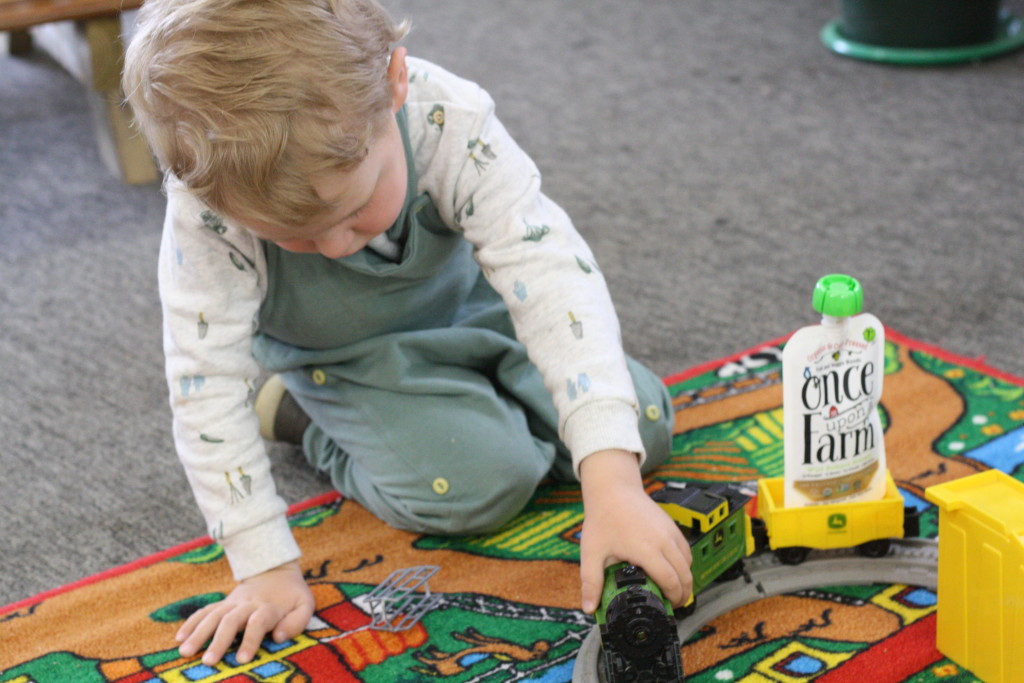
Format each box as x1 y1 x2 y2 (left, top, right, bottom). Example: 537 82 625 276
823 5 1024 65
839 0 1001 48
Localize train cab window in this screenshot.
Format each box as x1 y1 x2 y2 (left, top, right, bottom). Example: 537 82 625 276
713 505 727 526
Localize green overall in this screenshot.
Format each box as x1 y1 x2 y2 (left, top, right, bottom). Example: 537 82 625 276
252 109 672 535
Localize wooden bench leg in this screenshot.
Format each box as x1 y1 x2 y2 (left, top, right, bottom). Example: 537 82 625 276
8 29 33 54
84 16 158 185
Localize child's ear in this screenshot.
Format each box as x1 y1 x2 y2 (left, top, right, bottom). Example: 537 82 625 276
387 47 409 112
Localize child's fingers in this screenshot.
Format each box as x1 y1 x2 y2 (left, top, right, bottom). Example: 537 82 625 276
235 607 280 664
641 556 683 607
201 608 252 665
177 604 227 657
668 535 693 601
648 545 694 608
580 571 601 614
651 509 694 606
578 547 608 614
274 600 316 642
176 602 216 642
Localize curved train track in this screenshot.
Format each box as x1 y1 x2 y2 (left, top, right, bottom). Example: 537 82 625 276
572 537 939 682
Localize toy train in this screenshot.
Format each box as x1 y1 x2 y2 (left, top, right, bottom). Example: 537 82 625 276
596 562 684 682
595 472 919 682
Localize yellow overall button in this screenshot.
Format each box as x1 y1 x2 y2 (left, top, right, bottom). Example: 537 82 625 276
311 369 327 385
645 404 662 421
432 477 450 495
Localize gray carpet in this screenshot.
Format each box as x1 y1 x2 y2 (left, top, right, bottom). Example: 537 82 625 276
2 0 1022 607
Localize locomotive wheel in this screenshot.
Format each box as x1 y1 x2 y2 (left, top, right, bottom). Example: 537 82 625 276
716 559 744 583
857 539 892 558
775 546 810 565
750 517 769 553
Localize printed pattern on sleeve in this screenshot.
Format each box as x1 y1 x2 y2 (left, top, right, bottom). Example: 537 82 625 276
160 181 300 581
404 58 644 474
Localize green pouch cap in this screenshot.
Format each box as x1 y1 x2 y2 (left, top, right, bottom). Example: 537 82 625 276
813 274 863 317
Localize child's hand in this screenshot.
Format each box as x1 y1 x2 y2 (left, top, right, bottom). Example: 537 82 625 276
176 560 315 666
578 450 692 614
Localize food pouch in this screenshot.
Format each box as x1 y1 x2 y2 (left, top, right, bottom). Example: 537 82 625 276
782 274 886 507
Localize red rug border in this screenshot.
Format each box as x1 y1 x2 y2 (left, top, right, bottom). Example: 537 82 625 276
662 326 1024 388
816 612 944 682
3 329 1021 617
0 491 342 617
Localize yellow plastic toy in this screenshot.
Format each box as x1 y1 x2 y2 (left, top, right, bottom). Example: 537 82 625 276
654 485 730 534
757 470 906 564
925 469 1024 683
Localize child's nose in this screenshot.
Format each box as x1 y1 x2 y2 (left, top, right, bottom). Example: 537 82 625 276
314 231 354 259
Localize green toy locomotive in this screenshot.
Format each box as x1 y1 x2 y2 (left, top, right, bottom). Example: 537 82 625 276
595 562 684 682
595 481 757 682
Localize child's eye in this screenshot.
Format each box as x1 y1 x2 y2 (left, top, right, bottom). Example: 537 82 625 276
350 199 372 219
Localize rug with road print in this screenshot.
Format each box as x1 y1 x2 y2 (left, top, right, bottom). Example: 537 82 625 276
3 329 1023 682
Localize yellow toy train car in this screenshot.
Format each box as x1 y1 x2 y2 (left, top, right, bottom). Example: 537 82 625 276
757 471 911 564
926 469 1024 683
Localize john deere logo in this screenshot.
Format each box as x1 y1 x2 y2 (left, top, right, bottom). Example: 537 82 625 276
828 513 847 530
713 528 725 547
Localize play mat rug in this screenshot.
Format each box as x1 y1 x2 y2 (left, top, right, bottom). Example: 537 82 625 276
3 328 1024 683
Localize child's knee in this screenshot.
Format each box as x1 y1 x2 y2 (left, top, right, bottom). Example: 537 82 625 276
444 460 541 533
436 431 556 534
358 440 551 536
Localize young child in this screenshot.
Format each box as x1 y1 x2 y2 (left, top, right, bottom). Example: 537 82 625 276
123 0 692 666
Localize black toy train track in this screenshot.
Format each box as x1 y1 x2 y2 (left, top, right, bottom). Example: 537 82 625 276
573 537 938 682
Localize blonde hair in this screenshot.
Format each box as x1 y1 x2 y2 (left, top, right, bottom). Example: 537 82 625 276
123 0 408 227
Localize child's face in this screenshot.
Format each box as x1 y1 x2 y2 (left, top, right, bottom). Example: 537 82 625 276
245 116 408 259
